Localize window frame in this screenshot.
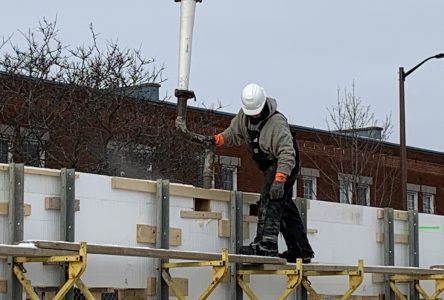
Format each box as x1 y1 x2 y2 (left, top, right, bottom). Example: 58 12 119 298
423 192 435 214
216 155 240 191
302 175 317 200
338 173 372 206
406 191 419 211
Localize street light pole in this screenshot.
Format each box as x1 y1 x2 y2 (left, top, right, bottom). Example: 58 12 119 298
399 53 444 210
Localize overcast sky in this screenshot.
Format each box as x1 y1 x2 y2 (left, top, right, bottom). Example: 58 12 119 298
1 1 444 152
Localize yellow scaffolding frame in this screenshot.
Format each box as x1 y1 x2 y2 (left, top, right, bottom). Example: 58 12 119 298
302 260 364 300
13 242 95 300
389 273 444 300
237 258 303 300
10 240 444 300
161 248 229 300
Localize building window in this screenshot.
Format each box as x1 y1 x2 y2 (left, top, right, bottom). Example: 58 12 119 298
423 193 435 214
421 185 436 214
220 166 236 191
338 173 372 206
23 141 42 167
0 139 8 163
216 155 240 191
302 176 317 199
300 168 319 200
339 180 350 204
407 191 418 211
355 184 369 206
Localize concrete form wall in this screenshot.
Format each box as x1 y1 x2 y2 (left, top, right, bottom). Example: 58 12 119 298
0 165 443 299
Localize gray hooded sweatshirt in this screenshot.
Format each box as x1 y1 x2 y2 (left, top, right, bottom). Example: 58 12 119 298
220 98 296 176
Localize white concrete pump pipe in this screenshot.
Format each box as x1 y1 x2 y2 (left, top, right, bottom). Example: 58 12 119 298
177 0 198 91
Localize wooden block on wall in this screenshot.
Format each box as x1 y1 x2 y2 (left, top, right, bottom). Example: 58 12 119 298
169 227 182 246
146 277 188 297
218 219 230 238
393 210 408 221
137 224 182 246
307 228 318 234
0 203 8 215
243 221 250 240
44 197 80 211
0 203 31 216
24 204 31 216
116 288 150 300
376 232 409 244
146 277 156 296
136 224 156 244
0 280 6 293
376 209 408 221
180 211 222 220
218 220 250 240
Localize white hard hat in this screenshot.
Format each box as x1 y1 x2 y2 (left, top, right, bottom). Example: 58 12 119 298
241 83 267 116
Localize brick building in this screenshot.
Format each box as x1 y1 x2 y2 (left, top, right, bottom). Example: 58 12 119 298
0 74 443 214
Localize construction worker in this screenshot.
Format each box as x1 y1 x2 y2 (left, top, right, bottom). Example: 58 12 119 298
210 83 314 263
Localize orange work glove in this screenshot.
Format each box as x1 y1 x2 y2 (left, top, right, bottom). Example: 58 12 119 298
270 172 286 200
213 133 224 146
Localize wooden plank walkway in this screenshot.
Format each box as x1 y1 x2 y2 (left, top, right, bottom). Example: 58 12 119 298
4 240 442 276
0 243 76 257
30 240 287 265
244 262 444 275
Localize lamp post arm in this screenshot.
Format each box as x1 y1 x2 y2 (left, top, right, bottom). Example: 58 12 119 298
404 53 444 78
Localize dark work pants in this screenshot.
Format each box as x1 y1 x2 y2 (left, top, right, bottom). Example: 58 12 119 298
253 164 314 256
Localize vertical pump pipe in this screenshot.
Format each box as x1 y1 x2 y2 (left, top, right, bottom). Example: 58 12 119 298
177 0 198 92
174 0 214 188
175 0 200 121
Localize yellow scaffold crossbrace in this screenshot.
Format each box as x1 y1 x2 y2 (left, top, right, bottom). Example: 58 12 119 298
236 258 303 300
13 241 95 300
161 248 229 300
277 258 303 300
340 259 364 300
391 273 444 300
302 259 364 300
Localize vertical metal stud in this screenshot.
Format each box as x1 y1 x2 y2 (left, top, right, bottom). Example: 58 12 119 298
408 210 419 300
61 168 76 300
295 198 308 300
8 163 24 300
384 207 395 300
156 179 170 300
230 191 243 299
61 169 76 242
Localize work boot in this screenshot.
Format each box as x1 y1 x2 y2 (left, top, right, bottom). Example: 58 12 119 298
279 249 314 263
239 244 257 255
239 242 278 257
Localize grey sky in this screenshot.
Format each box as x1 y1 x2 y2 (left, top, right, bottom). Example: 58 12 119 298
1 1 444 152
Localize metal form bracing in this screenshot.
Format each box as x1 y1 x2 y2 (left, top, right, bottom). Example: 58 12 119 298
13 242 95 300
295 198 308 300
156 179 170 300
161 248 229 300
8 163 25 300
237 259 303 300
230 191 243 299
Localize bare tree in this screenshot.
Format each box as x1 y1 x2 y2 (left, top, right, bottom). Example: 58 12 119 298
303 83 398 207
0 19 216 186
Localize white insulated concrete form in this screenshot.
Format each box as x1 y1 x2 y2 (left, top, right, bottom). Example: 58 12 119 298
0 164 443 299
